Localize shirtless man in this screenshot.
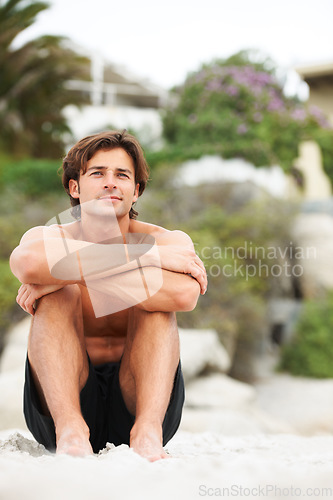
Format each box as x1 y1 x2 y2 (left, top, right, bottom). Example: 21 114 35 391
10 130 207 461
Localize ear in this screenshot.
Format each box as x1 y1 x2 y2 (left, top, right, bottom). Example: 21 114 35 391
132 183 139 203
69 179 80 199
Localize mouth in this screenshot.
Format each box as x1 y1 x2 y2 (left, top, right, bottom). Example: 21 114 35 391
99 195 122 201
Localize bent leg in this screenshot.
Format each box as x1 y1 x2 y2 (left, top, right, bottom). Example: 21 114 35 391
27 285 92 456
119 307 181 461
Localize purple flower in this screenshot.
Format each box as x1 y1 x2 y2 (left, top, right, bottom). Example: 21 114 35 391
291 108 306 122
267 97 284 112
309 105 324 119
206 79 222 91
309 105 331 128
237 124 248 135
225 85 239 96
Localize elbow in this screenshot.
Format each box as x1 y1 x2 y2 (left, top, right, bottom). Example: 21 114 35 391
10 248 37 284
180 297 199 312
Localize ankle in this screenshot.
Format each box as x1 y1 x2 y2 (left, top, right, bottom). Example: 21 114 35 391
56 424 93 457
55 416 90 439
131 418 163 439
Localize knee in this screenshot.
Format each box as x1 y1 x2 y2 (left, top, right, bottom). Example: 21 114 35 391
129 307 177 329
37 284 81 314
129 306 157 324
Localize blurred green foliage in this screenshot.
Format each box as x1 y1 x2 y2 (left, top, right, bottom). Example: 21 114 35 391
0 0 90 158
162 50 333 182
279 291 333 378
0 157 63 196
0 155 68 343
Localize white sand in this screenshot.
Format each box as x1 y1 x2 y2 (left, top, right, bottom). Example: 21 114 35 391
1 318 333 499
1 430 333 500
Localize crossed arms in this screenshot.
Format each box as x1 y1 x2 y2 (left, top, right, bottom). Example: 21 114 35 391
10 225 207 316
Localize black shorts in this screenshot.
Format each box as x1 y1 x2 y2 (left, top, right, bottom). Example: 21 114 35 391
23 356 185 453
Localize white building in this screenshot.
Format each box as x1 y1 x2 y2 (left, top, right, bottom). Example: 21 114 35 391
63 52 168 148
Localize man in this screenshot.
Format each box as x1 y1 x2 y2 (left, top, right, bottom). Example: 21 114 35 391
10 130 207 461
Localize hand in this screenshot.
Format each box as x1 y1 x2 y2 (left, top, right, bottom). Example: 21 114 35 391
16 283 65 315
158 245 207 294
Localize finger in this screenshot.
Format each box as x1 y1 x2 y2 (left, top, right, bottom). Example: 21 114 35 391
193 254 206 271
190 262 207 294
24 298 35 316
17 289 33 313
16 288 29 307
194 263 208 294
16 285 27 302
24 292 37 315
194 255 206 274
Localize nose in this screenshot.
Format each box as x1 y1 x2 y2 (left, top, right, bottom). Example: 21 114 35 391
103 172 117 189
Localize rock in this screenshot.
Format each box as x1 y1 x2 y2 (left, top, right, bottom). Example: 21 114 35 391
0 317 30 373
254 373 333 435
180 406 294 435
181 373 295 435
176 155 287 198
266 298 303 344
0 318 30 431
0 368 27 430
179 328 231 382
292 212 333 296
294 141 332 201
185 373 256 409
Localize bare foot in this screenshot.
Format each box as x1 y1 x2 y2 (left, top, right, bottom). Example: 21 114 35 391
56 426 93 457
130 420 169 462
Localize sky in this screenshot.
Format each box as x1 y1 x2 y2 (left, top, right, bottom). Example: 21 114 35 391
14 0 333 92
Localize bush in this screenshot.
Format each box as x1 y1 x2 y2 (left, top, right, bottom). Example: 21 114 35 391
279 291 333 378
0 158 63 197
163 50 333 181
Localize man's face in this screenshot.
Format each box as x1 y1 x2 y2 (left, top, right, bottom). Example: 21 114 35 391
69 148 139 221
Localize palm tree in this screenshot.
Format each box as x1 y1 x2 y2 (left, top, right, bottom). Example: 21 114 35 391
0 0 90 158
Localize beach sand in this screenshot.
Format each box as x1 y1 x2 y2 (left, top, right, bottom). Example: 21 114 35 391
1 318 333 499
1 429 333 500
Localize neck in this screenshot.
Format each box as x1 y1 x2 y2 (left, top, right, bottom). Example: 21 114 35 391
80 214 130 243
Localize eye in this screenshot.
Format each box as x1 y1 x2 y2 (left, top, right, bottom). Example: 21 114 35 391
90 171 103 176
118 173 129 178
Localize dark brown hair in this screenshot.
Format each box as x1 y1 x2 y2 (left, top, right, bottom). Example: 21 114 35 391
62 130 150 219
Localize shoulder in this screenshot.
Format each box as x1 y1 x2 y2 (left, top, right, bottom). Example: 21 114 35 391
130 220 192 243
130 220 194 247
129 219 166 237
155 229 194 247
19 222 78 244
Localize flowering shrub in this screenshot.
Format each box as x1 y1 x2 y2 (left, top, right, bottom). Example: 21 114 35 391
163 51 333 177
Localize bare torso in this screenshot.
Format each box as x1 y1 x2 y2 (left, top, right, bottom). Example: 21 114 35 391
62 218 166 365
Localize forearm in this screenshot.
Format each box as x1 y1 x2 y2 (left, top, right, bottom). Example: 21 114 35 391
15 261 200 317
10 237 159 286
137 268 200 312
10 228 206 306
85 266 200 313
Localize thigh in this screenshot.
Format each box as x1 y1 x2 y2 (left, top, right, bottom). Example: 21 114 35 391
24 356 108 453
